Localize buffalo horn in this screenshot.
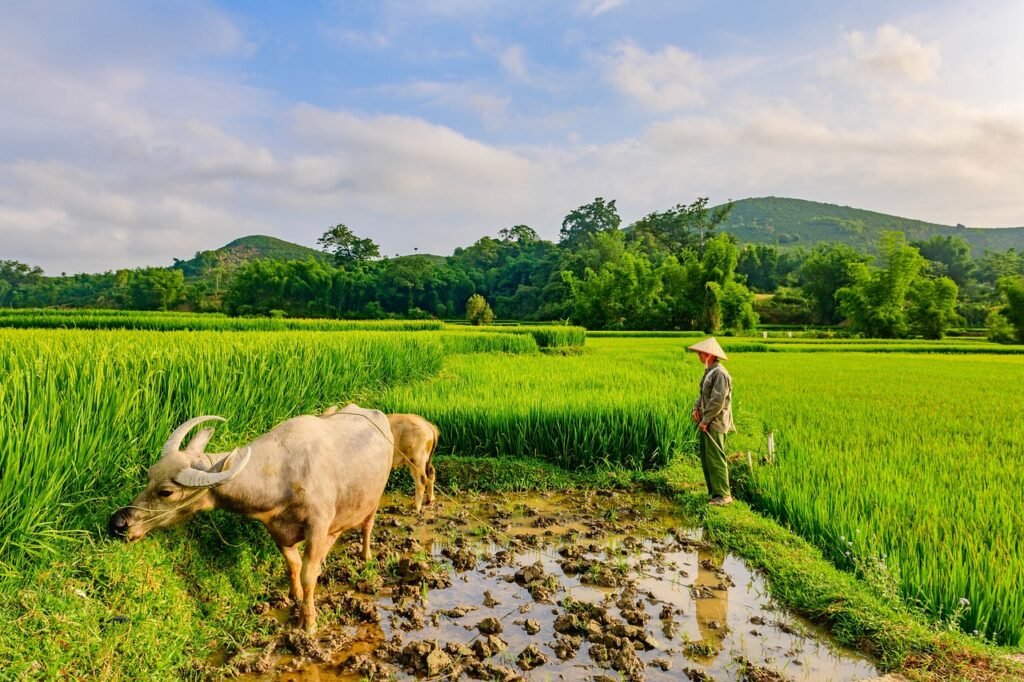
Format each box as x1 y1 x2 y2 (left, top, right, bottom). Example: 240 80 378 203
161 416 226 458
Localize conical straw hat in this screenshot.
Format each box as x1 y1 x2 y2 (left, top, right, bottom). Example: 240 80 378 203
687 336 728 360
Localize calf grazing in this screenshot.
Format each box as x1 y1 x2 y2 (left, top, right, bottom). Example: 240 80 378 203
108 404 391 632
387 413 439 513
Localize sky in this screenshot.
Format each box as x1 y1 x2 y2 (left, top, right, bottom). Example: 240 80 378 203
2 1 1024 274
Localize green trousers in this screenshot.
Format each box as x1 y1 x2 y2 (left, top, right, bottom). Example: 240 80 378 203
699 429 731 498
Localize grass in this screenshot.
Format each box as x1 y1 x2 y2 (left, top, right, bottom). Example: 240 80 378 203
377 344 697 470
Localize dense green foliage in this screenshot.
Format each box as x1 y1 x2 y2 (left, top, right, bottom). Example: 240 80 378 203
6 196 1024 338
837 232 959 338
465 293 494 325
992 276 1024 343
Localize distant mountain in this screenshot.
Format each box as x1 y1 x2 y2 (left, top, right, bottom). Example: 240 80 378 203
172 235 328 276
718 197 1024 254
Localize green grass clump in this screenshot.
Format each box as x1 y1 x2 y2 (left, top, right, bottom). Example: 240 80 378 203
437 330 539 354
447 323 586 349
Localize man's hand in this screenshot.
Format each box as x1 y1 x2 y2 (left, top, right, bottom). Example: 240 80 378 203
698 422 709 433
691 409 700 423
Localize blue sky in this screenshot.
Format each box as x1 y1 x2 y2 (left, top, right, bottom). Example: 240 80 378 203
2 0 1023 273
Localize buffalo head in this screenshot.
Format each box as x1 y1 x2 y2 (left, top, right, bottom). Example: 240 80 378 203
109 416 251 542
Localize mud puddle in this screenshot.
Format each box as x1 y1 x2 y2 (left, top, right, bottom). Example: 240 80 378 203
222 490 879 681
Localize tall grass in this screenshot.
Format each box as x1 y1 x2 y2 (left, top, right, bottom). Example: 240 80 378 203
0 329 461 574
378 342 699 471
0 308 443 332
453 324 587 349
729 352 1024 645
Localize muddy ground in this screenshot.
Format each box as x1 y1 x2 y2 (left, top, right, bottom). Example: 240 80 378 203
217 490 879 681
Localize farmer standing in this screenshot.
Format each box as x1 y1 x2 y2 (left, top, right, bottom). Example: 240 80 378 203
689 337 734 506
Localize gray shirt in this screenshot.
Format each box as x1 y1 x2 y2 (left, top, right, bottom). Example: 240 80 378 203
693 361 735 433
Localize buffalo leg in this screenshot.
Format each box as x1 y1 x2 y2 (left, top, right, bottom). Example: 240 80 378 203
280 544 303 603
414 470 428 513
425 459 436 506
300 528 337 633
360 510 377 561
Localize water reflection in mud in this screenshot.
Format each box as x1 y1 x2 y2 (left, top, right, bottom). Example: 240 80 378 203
226 490 879 681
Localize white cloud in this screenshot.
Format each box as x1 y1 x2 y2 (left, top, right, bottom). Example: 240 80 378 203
4 2 1024 275
605 41 706 111
843 24 941 83
499 45 529 80
578 0 627 17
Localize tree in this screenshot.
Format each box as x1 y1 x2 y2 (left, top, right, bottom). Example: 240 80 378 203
994 276 1024 343
837 232 926 337
911 235 976 287
701 281 723 333
559 197 621 249
0 260 45 306
317 224 380 266
721 280 759 332
799 244 870 325
563 246 661 329
906 276 960 339
737 244 779 292
465 294 494 325
629 197 733 257
498 224 539 245
127 268 185 310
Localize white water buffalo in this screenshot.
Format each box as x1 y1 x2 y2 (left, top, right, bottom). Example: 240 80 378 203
387 413 439 513
108 404 392 632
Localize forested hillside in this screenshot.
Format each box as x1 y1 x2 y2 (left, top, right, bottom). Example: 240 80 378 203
720 197 1024 254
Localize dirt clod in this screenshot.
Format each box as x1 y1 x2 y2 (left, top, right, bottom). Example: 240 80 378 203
517 643 548 670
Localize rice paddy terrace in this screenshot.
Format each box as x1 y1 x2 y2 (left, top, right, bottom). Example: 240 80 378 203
1 311 1022 680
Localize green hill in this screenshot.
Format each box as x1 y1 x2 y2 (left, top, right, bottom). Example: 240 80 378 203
719 197 1024 254
171 235 327 276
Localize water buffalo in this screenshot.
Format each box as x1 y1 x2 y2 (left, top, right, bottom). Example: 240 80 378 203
387 413 439 513
108 403 392 632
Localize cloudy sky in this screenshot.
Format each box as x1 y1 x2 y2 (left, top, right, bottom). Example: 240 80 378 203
3 0 1024 273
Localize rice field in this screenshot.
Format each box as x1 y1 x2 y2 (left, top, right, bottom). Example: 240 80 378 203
0 308 586 349
4 315 1023 678
731 351 1024 646
379 336 1024 645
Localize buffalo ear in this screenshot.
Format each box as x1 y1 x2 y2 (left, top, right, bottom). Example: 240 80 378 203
173 447 252 488
185 428 216 454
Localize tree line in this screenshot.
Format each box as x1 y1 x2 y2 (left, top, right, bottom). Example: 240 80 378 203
2 196 1023 341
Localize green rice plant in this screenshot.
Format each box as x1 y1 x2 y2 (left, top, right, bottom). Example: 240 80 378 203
377 339 701 471
445 323 586 349
0 329 455 574
0 308 444 332
437 331 539 354
728 351 1024 645
585 330 706 338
